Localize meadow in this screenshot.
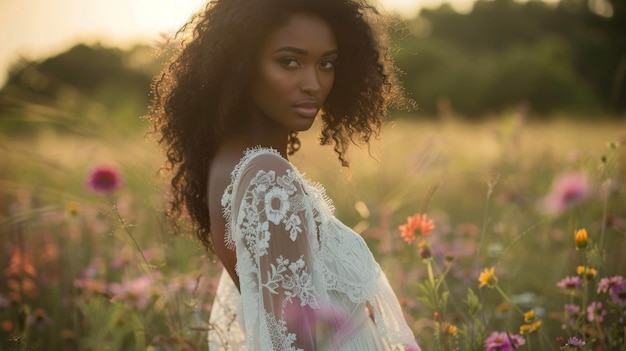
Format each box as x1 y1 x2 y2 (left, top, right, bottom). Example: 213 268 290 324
1 114 625 351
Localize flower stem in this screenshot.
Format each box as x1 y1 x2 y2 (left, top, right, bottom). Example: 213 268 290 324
595 319 606 349
494 285 524 315
525 333 533 351
580 253 589 336
474 180 495 273
427 260 436 287
109 200 181 332
426 259 441 313
599 189 609 248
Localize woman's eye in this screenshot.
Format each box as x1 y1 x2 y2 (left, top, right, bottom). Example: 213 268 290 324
319 60 336 70
279 57 300 68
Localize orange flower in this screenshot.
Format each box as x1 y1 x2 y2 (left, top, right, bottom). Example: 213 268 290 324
1 320 12 332
399 215 419 244
419 214 435 235
398 213 435 244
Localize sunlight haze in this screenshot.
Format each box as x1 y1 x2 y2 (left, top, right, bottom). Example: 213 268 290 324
0 0 475 84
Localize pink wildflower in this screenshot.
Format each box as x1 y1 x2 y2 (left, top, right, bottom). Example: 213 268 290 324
586 301 606 323
563 304 580 329
109 273 159 310
597 276 624 294
540 173 590 215
0 294 8 308
87 165 122 195
74 277 108 295
556 276 583 290
484 331 525 351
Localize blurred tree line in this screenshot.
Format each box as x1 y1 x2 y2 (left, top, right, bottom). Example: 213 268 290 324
392 0 625 116
0 0 624 134
0 44 165 134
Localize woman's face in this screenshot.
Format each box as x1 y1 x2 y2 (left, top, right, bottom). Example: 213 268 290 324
250 13 337 134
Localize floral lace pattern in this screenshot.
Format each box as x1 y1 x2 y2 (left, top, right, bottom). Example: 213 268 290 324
238 169 305 257
263 256 319 310
263 311 302 351
214 147 420 351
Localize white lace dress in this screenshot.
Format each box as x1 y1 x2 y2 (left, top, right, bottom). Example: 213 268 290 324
208 147 420 351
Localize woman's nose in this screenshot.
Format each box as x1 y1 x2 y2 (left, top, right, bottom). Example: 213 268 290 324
300 67 321 94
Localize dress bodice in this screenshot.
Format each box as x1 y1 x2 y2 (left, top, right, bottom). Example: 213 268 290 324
209 147 420 351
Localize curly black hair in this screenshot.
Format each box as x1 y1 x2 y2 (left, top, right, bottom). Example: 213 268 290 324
147 0 409 251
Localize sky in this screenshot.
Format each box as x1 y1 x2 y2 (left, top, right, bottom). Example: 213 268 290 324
0 0 477 84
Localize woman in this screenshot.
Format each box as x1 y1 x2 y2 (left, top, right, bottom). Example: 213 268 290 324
148 0 420 349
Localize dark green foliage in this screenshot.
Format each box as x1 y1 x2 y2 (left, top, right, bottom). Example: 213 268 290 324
0 44 166 134
394 0 625 117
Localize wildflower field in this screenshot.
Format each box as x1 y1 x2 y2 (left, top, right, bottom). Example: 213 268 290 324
1 115 625 351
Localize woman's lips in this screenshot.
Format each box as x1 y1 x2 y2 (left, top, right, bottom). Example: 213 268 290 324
293 103 319 118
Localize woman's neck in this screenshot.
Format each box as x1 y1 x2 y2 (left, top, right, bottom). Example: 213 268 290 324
242 108 290 157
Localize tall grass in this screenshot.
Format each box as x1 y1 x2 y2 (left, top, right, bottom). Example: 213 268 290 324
1 113 624 350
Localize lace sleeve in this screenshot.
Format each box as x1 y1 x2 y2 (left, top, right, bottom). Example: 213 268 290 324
230 153 321 351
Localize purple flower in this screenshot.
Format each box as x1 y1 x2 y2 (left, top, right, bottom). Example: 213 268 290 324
611 283 626 307
540 173 591 215
484 331 525 351
597 276 624 294
556 276 583 290
586 301 606 323
87 165 122 195
564 304 580 315
567 337 586 347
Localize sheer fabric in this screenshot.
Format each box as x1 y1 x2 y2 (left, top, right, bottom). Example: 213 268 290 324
208 147 420 351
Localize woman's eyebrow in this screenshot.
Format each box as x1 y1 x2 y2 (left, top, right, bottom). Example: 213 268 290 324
273 46 338 57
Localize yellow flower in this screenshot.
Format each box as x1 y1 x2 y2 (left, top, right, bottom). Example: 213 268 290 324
478 267 497 288
523 309 535 322
519 324 531 334
576 265 597 280
574 228 588 249
520 319 542 334
531 319 542 331
442 323 458 336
